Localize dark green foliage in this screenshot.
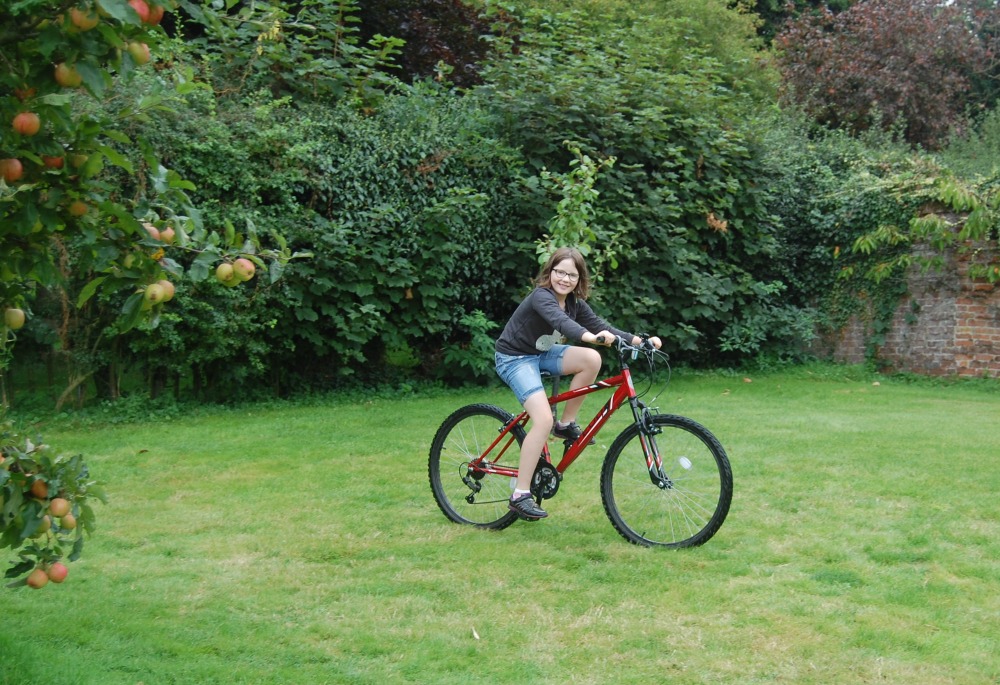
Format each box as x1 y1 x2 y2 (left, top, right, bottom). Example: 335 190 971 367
273 89 527 378
481 11 807 363
751 0 856 39
174 0 404 105
355 0 516 87
123 84 527 390
754 111 941 362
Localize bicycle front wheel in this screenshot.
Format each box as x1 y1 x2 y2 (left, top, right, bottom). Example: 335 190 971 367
429 403 523 529
601 414 732 548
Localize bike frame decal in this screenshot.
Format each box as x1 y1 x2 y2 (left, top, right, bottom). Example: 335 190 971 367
552 380 632 472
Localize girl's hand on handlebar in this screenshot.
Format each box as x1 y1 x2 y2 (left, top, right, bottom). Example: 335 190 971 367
585 331 616 346
632 335 662 350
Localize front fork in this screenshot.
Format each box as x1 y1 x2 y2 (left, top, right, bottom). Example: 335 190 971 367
632 400 672 489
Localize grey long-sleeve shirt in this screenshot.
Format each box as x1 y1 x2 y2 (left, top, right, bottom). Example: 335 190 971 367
495 287 633 356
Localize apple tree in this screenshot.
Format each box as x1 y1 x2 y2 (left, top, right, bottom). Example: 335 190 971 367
1 0 298 587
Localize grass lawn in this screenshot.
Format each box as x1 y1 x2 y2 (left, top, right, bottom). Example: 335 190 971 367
2 365 998 684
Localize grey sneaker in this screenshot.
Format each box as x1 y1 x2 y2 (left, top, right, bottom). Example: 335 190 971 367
509 493 548 520
552 421 595 445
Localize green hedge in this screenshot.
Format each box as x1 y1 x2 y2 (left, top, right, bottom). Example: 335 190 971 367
109 83 530 392
480 11 812 363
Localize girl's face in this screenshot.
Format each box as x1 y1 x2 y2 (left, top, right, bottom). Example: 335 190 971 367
548 258 580 298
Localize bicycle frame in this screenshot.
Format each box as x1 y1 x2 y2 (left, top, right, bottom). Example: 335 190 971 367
471 348 663 480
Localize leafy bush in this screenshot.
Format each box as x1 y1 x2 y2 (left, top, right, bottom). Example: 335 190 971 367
83 82 529 390
754 110 925 336
939 107 1000 179
266 88 528 381
172 0 404 106
503 0 778 101
439 310 502 384
480 9 803 363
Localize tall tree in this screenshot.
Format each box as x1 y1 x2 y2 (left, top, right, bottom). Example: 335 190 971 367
775 0 998 148
0 0 297 588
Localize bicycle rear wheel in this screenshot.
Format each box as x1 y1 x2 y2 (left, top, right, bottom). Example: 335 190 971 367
601 414 732 548
429 403 523 529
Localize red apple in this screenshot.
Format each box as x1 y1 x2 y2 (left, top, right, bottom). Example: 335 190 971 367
42 155 65 169
233 257 256 281
69 7 99 30
54 62 83 88
30 479 48 499
13 112 40 136
128 0 150 22
60 513 77 530
4 308 25 330
27 568 49 589
49 497 71 517
142 222 160 241
127 42 151 65
47 563 69 584
156 279 176 302
146 3 165 25
0 158 24 182
159 226 176 244
68 200 88 217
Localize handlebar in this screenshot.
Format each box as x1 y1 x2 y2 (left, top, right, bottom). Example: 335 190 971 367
595 334 658 353
594 335 671 399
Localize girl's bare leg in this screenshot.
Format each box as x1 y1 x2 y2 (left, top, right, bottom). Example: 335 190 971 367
558 346 602 424
515 390 553 492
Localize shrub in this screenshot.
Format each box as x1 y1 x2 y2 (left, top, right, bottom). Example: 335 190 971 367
480 9 802 363
86 82 528 390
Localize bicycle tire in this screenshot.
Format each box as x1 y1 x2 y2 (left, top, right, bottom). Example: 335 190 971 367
429 403 523 529
600 414 732 548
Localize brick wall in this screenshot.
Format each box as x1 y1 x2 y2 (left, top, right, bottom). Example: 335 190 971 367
813 244 1000 378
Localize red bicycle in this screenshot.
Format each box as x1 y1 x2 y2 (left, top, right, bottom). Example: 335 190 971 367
428 337 733 547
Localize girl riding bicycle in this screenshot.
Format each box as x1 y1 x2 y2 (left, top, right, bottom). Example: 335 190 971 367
494 247 662 520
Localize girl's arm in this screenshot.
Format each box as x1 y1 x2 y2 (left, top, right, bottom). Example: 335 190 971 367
576 300 662 349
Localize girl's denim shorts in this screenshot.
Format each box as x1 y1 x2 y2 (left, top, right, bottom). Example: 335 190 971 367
495 345 569 405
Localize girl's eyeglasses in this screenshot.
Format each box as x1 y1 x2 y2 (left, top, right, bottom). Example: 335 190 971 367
552 268 580 283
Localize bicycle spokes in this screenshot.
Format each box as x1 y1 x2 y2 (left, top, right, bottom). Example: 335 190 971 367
600 414 732 548
429 404 524 528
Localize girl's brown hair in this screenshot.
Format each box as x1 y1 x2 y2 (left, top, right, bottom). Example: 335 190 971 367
535 247 591 300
